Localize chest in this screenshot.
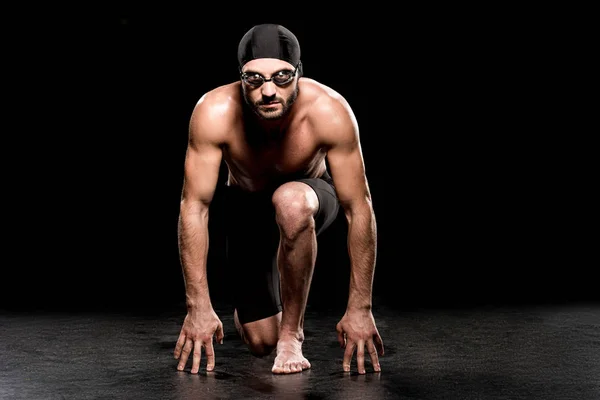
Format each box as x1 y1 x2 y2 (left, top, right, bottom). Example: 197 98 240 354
226 127 321 174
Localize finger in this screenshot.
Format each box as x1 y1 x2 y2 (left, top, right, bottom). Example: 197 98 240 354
190 340 202 374
356 340 366 374
342 341 355 372
215 322 224 344
174 332 186 358
177 338 193 371
205 340 216 371
374 332 385 356
367 340 381 372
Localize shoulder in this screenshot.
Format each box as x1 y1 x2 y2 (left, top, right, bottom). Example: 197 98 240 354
298 78 359 145
189 82 242 143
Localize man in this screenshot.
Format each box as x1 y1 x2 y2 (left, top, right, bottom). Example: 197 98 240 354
174 23 384 375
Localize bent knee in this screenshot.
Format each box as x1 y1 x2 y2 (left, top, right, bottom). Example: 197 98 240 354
247 337 277 357
272 182 319 236
236 312 281 357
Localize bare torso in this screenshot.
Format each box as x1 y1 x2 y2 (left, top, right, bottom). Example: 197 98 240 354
212 79 335 192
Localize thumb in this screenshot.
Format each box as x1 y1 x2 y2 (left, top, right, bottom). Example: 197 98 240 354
336 324 345 348
215 322 225 344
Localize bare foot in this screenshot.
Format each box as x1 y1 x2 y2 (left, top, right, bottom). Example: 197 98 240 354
272 337 311 374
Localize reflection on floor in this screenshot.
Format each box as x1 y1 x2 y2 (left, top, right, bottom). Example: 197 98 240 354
1 300 599 400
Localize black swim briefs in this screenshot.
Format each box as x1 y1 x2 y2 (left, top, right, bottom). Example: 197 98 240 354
223 171 340 324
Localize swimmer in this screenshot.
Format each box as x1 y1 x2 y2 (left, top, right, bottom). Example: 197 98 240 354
174 23 384 375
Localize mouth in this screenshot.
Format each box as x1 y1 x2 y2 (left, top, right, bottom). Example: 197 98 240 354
259 102 280 108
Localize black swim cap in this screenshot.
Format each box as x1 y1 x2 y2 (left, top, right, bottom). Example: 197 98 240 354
237 24 301 69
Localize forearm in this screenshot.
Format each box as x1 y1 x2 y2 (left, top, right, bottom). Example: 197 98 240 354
345 200 377 310
178 203 212 310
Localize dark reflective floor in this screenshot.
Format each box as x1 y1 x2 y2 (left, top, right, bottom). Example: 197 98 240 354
1 300 599 399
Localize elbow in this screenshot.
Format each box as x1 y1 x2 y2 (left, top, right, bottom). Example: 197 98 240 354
180 198 210 219
342 196 374 224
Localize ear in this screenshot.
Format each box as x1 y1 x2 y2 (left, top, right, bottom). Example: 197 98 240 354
297 61 303 77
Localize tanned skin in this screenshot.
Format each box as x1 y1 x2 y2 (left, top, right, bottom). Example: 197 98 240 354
174 58 384 375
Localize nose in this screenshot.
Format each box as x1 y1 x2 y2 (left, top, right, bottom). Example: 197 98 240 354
260 80 277 97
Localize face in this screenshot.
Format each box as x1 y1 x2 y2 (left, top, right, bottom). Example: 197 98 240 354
240 58 299 120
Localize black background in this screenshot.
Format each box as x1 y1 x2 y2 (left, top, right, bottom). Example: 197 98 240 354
3 8 593 313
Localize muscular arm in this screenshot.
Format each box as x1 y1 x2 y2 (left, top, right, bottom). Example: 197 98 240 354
174 93 230 374
178 97 224 311
318 99 377 311
315 93 383 374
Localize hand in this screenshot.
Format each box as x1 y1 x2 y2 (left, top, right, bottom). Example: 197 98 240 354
336 308 384 374
174 308 224 373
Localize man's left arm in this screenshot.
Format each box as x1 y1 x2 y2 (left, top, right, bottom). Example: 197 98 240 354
317 96 384 374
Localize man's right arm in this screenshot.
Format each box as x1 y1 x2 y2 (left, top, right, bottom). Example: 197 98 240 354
174 94 227 373
178 95 224 311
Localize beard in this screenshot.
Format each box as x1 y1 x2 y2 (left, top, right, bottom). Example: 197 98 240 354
243 85 299 120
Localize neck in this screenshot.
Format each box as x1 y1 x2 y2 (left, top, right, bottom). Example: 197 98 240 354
258 116 289 136
243 105 293 139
